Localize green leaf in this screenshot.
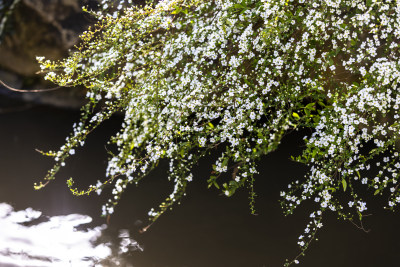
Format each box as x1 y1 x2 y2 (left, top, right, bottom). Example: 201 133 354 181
311 149 317 158
374 189 380 195
234 3 246 9
171 6 182 14
292 112 300 120
342 178 347 192
305 102 316 110
208 176 220 189
67 178 74 187
213 181 220 189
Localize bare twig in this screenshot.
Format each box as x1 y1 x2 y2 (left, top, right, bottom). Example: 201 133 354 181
0 79 63 93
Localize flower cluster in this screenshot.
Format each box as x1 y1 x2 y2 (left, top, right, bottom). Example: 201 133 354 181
36 0 400 265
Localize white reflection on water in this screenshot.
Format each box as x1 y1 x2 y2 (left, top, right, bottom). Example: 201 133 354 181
0 203 142 267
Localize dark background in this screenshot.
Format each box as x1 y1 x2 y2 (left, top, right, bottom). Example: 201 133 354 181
0 103 399 267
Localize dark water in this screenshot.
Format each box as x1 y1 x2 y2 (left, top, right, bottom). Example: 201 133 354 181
1 102 400 266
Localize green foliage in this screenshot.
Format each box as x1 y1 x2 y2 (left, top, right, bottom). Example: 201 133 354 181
35 0 400 265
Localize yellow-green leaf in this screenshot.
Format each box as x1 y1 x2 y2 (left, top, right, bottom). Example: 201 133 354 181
342 178 347 192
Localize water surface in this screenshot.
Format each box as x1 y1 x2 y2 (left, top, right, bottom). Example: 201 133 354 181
1 103 400 266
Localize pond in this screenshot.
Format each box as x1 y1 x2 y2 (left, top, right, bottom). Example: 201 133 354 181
1 102 400 267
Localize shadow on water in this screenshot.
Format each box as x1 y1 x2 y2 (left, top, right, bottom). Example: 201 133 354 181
1 102 400 266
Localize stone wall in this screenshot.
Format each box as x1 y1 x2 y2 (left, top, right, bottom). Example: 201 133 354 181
0 0 97 108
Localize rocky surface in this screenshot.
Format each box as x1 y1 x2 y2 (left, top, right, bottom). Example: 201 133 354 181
0 0 95 76
0 0 97 108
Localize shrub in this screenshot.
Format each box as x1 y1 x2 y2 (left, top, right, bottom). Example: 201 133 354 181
36 0 400 265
